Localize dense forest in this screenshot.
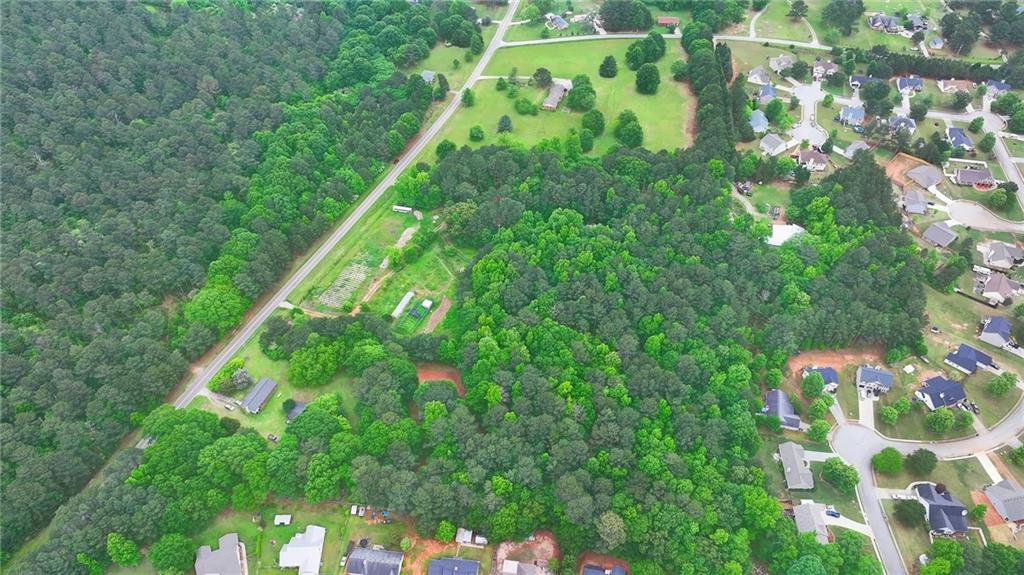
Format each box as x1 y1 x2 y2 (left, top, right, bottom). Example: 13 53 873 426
0 0 478 560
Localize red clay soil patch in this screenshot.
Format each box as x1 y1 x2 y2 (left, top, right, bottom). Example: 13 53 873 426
577 552 631 574
786 346 885 377
989 452 1022 487
494 531 561 567
885 153 930 189
971 490 1006 527
424 296 452 333
406 537 459 575
416 362 466 397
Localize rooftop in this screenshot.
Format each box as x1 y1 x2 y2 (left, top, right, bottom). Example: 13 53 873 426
779 441 814 490
922 221 958 248
348 547 404 575
984 480 1024 522
195 533 244 575
428 558 480 575
241 377 277 413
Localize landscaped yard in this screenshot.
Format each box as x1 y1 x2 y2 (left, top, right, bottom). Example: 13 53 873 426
816 102 859 148
801 461 865 522
749 183 792 214
1003 137 1024 158
875 457 990 506
965 371 1024 428
881 499 933 572
479 39 694 152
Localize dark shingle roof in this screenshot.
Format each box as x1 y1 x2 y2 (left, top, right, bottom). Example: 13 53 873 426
916 484 968 533
428 558 480 575
947 127 973 149
348 548 404 575
922 222 958 248
945 343 993 373
241 377 277 413
982 316 1012 340
804 367 839 386
856 366 893 390
764 389 801 428
918 376 966 408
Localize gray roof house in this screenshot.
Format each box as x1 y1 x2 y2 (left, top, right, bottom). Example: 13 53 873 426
922 222 958 248
903 188 929 215
839 105 865 126
954 167 996 187
347 547 404 575
983 241 1024 270
888 115 917 133
542 78 573 111
241 377 277 414
868 13 901 33
855 365 894 392
195 533 245 575
906 164 943 188
984 480 1024 522
844 140 870 159
907 13 928 31
914 375 967 411
763 388 801 430
813 61 838 79
929 37 945 50
280 525 325 575
779 441 814 490
897 76 924 93
944 343 996 375
916 483 969 534
947 127 974 151
748 66 771 86
286 401 307 423
850 75 881 89
793 502 829 544
986 80 1011 97
502 560 543 575
750 109 769 134
980 316 1013 349
982 272 1024 304
420 70 436 83
760 133 789 156
428 557 480 575
769 54 796 74
758 83 778 105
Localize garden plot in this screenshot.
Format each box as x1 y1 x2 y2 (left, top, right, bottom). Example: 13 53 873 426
317 261 371 309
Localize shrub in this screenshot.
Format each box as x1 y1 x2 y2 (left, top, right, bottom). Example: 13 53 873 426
469 125 485 141
904 449 937 475
801 372 824 399
871 447 903 475
822 457 859 494
893 499 926 527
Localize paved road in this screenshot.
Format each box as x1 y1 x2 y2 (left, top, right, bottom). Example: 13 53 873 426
502 32 831 50
141 0 522 439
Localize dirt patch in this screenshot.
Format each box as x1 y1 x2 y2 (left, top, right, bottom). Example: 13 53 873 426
971 490 1006 527
494 531 561 570
416 362 466 397
424 296 452 333
786 346 885 377
577 552 631 574
885 153 930 189
680 80 698 145
405 537 459 575
395 226 417 249
987 523 1024 549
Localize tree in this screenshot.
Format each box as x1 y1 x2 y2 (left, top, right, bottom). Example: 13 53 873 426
968 117 984 133
614 111 644 147
461 89 475 107
436 520 456 542
879 405 900 425
671 60 688 82
905 449 938 475
953 409 973 430
787 555 827 575
599 0 653 32
822 457 859 494
926 407 956 433
807 419 831 443
400 537 413 552
822 0 866 35
969 503 988 521
978 132 996 153
951 90 972 111
436 139 457 159
635 63 660 94
893 499 926 527
582 109 606 136
987 372 1018 396
497 115 512 133
808 395 833 421
566 75 597 111
909 100 930 121
989 188 1010 210
599 55 618 78
150 534 194 575
871 447 903 475
596 511 626 550
822 94 834 108
106 532 140 567
801 371 824 399
469 125 485 141
787 0 809 20
533 67 553 88
76 554 105 575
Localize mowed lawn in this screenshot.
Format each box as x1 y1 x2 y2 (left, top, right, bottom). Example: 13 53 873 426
479 39 693 152
756 0 815 43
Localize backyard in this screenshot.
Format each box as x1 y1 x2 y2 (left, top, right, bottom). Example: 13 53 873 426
875 458 990 510
880 499 933 572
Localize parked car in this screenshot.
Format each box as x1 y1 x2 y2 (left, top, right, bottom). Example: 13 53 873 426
267 433 279 442
825 505 841 518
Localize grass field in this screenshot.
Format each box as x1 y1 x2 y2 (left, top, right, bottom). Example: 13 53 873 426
1004 137 1024 158
365 243 474 327
816 102 859 148
803 461 865 522
880 499 932 572
756 0 816 43
875 457 989 506
480 39 694 152
749 184 792 213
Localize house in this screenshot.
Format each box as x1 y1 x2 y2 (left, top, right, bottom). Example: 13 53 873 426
429 558 480 575
763 388 801 430
796 150 828 172
813 61 838 79
542 78 573 111
802 366 839 393
903 188 929 215
544 13 569 30
844 140 870 159
915 375 967 411
656 15 680 27
760 133 789 156
195 533 246 575
855 365 893 393
888 115 917 134
922 221 958 248
758 83 778 105
838 105 865 126
946 127 974 151
420 70 435 84
982 272 1024 305
929 37 945 50
938 78 974 94
778 441 814 490
897 76 924 94
944 343 996 375
953 167 995 187
767 223 805 246
280 525 326 575
915 483 969 535
502 560 544 575
907 13 928 31
749 109 769 134
868 12 901 33
793 503 829 545
286 401 307 423
982 241 1024 270
241 377 277 414
347 547 404 575
849 75 881 89
747 66 771 86
979 316 1014 348
986 80 1011 97
983 480 1024 523
769 54 796 74
906 164 943 188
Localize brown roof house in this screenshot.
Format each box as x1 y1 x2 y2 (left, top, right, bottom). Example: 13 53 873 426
953 167 996 188
938 78 975 93
796 150 828 172
982 272 1024 305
